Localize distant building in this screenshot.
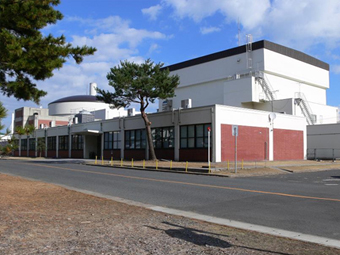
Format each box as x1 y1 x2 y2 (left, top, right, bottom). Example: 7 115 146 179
13 83 128 130
14 106 70 130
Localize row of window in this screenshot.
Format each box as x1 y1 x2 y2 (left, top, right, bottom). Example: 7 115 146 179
20 135 84 151
19 124 212 151
106 124 210 150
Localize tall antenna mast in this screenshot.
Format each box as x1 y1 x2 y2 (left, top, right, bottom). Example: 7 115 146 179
246 34 253 69
237 18 241 46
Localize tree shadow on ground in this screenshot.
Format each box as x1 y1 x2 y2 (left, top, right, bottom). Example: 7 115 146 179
145 221 292 255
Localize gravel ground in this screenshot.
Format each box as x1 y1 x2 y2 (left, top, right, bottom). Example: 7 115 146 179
1 173 339 255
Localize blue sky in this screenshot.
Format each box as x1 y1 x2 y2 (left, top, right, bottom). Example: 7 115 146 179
2 0 340 131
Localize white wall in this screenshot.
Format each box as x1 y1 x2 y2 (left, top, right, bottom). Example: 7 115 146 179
263 73 327 105
264 49 329 89
49 101 109 116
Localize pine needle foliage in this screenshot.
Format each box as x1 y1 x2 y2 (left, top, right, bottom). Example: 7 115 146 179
97 59 180 160
0 0 96 104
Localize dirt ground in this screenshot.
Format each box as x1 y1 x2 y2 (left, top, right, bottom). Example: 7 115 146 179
1 173 339 255
92 158 340 177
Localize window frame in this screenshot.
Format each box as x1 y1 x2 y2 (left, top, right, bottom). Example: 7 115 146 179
29 138 36 151
152 126 175 149
180 123 212 149
104 131 121 150
21 139 27 151
125 129 146 150
72 135 83 150
47 136 56 151
58 135 69 151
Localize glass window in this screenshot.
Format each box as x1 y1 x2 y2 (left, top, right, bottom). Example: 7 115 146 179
188 126 195 138
47 136 56 150
29 138 36 151
151 127 175 149
196 125 203 137
59 136 68 150
180 138 187 148
180 124 212 149
21 139 27 151
72 135 83 150
180 126 187 138
125 129 146 149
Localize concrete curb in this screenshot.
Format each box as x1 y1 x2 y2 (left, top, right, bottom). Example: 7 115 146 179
85 163 230 177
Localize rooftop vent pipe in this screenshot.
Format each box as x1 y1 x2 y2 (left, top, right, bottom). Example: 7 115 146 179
89 83 97 96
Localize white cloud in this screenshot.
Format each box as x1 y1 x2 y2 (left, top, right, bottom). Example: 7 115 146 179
163 0 270 28
162 0 340 50
148 43 160 54
69 16 168 62
142 4 163 20
331 65 340 74
200 26 221 35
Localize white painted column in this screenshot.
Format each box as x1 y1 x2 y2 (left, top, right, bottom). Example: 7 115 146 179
174 110 180 161
269 123 274 161
83 136 86 159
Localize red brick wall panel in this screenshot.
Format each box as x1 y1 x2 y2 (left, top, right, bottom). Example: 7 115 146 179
221 124 269 161
58 150 69 158
15 109 23 118
103 150 121 160
71 150 83 158
29 151 35 157
274 129 303 160
155 149 175 160
37 150 45 157
179 148 209 162
47 151 56 158
56 121 69 126
38 120 51 128
124 150 146 160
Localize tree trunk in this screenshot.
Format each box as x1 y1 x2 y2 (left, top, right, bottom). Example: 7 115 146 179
141 110 157 160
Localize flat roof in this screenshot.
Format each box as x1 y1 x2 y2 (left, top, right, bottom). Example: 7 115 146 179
164 40 329 71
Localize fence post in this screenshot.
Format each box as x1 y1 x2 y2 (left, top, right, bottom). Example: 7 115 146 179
314 148 316 160
333 149 335 162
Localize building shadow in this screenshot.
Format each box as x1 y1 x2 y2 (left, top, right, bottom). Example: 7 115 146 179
144 221 292 255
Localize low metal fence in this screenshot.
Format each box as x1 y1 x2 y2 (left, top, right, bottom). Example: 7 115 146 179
307 148 340 160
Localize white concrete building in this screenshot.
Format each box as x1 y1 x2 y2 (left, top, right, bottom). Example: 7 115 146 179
160 40 338 125
14 40 337 162
15 104 306 162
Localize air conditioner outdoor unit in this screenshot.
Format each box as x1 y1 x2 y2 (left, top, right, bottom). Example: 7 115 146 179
127 108 135 117
181 99 192 109
40 124 44 129
162 99 173 111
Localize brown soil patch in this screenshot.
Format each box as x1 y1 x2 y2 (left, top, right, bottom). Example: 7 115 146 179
1 173 339 254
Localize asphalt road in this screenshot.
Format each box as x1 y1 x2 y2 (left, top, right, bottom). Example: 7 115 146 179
1 159 340 241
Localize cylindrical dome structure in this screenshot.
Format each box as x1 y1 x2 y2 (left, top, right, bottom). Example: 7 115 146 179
48 95 107 116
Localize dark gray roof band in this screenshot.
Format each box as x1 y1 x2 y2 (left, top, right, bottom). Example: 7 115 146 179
49 95 101 105
164 40 329 71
